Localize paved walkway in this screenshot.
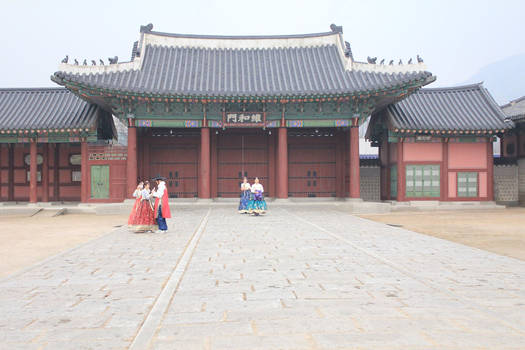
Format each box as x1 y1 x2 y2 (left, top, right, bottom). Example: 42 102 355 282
0 206 524 349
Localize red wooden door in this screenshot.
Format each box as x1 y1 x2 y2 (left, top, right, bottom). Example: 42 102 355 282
288 133 337 197
149 144 198 198
217 130 269 197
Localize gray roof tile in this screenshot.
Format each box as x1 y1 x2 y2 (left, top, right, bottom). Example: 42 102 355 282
54 43 432 97
0 88 100 131
501 95 525 121
386 83 513 131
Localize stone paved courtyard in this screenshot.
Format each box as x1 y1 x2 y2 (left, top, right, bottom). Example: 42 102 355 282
0 206 524 349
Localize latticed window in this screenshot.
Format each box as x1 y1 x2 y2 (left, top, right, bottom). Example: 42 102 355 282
405 165 440 198
457 172 478 198
390 165 397 198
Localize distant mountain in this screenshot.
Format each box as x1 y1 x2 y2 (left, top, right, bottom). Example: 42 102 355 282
463 53 525 105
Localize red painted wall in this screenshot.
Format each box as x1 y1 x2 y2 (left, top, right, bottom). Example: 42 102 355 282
403 142 442 162
448 143 487 169
0 143 80 202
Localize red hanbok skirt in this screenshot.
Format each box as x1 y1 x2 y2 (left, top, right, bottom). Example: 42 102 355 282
127 198 140 226
128 200 157 232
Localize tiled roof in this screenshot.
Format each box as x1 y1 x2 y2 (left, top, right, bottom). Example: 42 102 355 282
501 95 525 122
386 83 513 132
0 88 100 131
53 26 434 98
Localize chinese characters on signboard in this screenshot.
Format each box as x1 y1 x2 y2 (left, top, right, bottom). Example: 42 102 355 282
224 112 264 126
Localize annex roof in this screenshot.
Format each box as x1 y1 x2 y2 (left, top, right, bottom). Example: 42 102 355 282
385 83 513 133
501 95 525 122
52 24 434 98
0 88 100 131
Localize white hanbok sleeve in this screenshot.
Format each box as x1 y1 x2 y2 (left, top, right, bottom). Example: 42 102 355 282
132 189 141 198
153 182 165 198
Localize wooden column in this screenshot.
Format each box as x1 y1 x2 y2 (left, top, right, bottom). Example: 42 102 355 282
442 140 449 201
42 143 49 202
276 127 288 198
210 131 218 198
349 125 360 199
335 131 345 198
8 144 14 201
384 139 391 200
199 127 211 198
80 140 89 202
397 140 405 201
127 125 138 198
267 131 276 197
53 144 60 201
29 140 38 203
487 138 494 201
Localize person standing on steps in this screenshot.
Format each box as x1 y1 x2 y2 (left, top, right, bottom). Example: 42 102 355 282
152 175 171 233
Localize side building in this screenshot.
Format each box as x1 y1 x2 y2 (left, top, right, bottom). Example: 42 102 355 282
0 88 124 202
367 83 513 202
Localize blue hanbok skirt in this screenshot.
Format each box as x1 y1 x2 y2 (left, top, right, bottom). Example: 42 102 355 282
248 193 267 215
238 190 251 213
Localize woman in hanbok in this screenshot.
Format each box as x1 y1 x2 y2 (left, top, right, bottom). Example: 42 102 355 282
129 181 157 233
238 177 251 214
248 177 267 216
127 181 143 227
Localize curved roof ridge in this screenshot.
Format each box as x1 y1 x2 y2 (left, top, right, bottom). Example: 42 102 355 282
418 82 483 93
147 30 339 40
501 95 525 108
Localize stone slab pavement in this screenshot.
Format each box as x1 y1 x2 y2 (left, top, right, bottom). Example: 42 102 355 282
0 206 524 349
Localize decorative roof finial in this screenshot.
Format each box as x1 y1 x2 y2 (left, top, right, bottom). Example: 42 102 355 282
344 41 353 58
329 24 343 33
408 58 413 64
417 54 424 63
108 56 118 64
367 56 377 64
99 59 105 65
61 55 68 64
140 23 154 33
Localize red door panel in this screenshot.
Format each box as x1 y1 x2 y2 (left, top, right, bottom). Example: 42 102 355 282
149 144 198 198
288 137 336 197
217 130 269 197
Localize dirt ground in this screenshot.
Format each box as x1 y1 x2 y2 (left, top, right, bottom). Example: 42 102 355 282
0 213 128 279
359 207 525 261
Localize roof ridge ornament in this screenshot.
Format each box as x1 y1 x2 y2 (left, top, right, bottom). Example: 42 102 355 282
330 24 343 34
140 23 153 33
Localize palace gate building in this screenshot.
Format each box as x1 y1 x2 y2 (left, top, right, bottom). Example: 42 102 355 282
1 24 513 203
50 24 435 201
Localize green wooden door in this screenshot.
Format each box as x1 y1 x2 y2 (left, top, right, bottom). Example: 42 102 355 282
91 165 110 199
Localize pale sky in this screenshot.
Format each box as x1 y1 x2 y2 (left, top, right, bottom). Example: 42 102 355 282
1 0 524 90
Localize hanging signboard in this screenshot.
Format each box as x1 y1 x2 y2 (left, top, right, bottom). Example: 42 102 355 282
223 112 265 127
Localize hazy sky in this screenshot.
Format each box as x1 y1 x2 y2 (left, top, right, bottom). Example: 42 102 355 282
1 0 524 89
